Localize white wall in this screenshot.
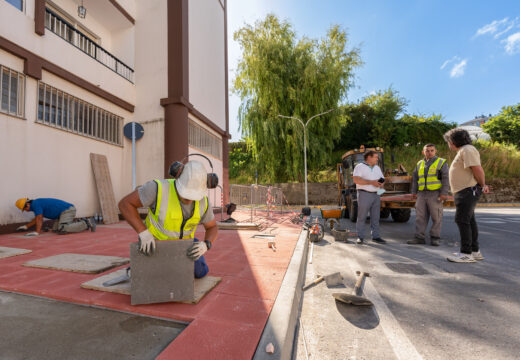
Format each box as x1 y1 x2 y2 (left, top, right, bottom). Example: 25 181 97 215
189 0 226 131
0 60 134 224
0 0 135 103
132 0 168 186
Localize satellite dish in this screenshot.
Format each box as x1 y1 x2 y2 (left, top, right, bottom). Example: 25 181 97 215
123 122 144 140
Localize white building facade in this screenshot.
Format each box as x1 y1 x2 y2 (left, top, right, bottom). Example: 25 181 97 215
0 0 229 228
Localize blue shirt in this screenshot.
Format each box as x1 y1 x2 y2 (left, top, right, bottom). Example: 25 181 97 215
29 198 74 219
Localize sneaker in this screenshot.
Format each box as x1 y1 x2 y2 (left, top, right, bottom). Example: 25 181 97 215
472 251 484 261
356 238 364 244
407 237 426 245
372 237 387 244
430 237 440 247
84 217 97 232
447 253 476 263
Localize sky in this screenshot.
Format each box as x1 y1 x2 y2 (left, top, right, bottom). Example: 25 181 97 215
227 0 520 141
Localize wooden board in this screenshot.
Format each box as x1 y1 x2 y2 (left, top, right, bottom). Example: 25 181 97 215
0 246 32 259
217 222 260 230
90 153 119 224
81 268 221 304
23 253 129 274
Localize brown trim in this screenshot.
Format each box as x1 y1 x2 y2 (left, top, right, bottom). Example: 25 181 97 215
34 0 45 36
223 0 230 203
0 35 134 113
108 0 136 25
162 0 190 177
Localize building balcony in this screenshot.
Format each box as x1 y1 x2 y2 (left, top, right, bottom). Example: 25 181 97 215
45 8 134 83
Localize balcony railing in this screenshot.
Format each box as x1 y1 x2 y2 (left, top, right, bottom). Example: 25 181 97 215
45 8 134 83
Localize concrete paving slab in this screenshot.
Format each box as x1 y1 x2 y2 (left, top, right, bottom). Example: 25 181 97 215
81 268 222 304
130 240 194 305
0 291 184 360
22 253 129 273
0 246 32 259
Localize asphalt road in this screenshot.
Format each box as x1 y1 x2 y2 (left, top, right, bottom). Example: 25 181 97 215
295 207 520 360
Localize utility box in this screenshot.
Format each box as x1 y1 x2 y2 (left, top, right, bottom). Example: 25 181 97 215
130 240 194 305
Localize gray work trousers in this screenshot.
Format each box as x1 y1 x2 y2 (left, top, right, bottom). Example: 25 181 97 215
51 207 88 233
356 191 381 239
415 191 443 239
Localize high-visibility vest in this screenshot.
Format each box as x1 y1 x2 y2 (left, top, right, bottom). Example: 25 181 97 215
145 179 208 240
417 157 446 191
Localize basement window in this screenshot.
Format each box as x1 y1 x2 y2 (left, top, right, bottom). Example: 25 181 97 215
0 64 25 118
37 81 123 146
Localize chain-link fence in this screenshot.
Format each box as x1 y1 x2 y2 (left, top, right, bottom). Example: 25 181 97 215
229 184 285 222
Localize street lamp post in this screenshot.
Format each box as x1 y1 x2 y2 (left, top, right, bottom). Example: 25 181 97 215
278 109 335 206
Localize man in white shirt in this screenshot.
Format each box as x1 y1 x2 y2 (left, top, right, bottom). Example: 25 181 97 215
353 150 386 244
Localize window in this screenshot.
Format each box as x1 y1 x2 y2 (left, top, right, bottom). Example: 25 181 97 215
5 0 23 11
0 65 25 118
37 81 123 146
189 120 222 159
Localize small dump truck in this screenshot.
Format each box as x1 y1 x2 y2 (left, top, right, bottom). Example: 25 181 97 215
337 145 415 223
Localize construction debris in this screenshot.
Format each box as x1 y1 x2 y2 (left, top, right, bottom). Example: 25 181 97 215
217 222 260 230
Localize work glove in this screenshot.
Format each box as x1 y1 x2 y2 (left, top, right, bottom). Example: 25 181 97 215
138 229 156 256
25 231 39 237
186 241 208 261
16 225 28 231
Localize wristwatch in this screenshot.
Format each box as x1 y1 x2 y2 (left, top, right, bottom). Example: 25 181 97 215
204 240 212 250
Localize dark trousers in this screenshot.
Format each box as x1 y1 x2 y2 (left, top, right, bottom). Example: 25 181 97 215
454 186 481 254
193 238 209 278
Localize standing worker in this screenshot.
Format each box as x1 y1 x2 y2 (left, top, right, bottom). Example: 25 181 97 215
118 160 218 278
443 128 490 263
14 198 96 236
408 144 449 246
353 150 387 245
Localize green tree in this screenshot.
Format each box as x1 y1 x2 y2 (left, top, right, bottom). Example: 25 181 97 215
482 104 520 146
233 14 361 182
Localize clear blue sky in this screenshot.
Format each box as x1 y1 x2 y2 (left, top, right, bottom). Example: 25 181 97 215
227 0 520 141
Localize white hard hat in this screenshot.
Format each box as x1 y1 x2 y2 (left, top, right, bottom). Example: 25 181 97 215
176 160 207 201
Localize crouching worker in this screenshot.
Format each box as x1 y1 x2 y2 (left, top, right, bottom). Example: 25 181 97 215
14 197 96 236
118 161 218 278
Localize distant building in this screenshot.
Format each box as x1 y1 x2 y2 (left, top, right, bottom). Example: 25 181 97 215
0 0 229 226
461 114 491 128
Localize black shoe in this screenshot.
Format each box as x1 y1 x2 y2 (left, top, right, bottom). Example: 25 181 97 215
372 237 387 244
430 237 440 246
356 238 364 244
407 237 426 245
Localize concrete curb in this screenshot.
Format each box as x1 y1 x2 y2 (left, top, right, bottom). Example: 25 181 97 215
253 228 309 360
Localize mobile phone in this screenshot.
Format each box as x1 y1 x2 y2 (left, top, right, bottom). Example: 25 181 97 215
377 177 385 183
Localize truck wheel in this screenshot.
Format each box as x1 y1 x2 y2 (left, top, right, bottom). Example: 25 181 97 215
349 200 358 223
390 209 411 223
380 208 391 219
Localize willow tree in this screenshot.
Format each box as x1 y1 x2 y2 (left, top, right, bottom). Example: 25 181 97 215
233 14 361 182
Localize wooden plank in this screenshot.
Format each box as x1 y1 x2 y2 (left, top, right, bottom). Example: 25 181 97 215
90 153 119 224
23 253 129 274
0 246 32 259
81 268 221 304
217 222 260 230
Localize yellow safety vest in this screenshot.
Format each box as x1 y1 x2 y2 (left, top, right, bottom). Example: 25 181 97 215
145 179 208 240
417 157 446 191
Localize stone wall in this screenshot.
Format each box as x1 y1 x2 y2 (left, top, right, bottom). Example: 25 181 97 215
274 179 520 205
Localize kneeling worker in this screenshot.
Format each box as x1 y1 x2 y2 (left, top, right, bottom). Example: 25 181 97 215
14 198 96 236
118 160 218 278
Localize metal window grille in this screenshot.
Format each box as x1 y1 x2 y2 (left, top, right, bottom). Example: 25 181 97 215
0 65 25 118
36 81 123 146
188 120 222 159
44 8 134 83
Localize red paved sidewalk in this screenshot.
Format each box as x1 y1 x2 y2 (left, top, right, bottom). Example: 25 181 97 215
0 210 301 359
